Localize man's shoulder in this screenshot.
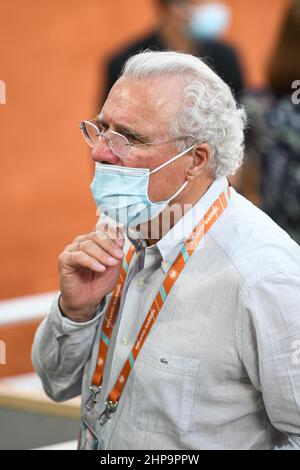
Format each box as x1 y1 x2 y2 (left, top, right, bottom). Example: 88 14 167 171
209 188 300 282
200 39 238 61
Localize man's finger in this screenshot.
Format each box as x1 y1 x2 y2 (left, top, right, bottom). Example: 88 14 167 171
96 217 125 247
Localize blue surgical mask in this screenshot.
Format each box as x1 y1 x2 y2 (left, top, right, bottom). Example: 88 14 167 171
90 145 195 228
188 2 231 41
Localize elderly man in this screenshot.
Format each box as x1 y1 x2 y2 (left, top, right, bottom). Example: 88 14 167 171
32 51 300 450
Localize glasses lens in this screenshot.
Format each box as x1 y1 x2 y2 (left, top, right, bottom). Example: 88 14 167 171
80 122 130 158
107 131 130 158
81 121 101 147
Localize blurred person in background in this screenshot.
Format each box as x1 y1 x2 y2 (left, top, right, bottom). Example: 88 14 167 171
242 0 300 245
100 0 244 105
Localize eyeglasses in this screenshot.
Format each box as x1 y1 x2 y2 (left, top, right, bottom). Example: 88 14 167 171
80 120 195 159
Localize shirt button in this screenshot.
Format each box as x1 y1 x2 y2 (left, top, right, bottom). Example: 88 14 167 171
121 337 128 345
161 261 170 273
136 278 145 287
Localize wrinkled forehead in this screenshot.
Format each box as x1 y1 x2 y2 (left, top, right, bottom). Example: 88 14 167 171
101 76 185 137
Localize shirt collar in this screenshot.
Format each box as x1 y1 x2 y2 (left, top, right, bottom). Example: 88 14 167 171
156 177 229 265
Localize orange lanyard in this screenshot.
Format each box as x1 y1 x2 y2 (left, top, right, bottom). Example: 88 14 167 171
86 183 231 425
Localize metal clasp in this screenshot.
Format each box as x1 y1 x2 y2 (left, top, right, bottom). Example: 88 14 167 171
86 385 101 411
99 400 118 425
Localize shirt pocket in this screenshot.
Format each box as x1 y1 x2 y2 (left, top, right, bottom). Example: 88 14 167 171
129 346 200 435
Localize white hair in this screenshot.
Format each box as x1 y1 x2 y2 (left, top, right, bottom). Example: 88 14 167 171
122 50 247 178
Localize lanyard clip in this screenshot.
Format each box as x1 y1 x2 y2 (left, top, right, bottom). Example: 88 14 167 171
99 400 118 425
86 385 101 411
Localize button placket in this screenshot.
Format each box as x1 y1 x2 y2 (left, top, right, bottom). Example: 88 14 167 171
161 260 170 274
136 277 145 288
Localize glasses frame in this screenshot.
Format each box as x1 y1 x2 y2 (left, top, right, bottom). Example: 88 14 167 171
80 120 195 159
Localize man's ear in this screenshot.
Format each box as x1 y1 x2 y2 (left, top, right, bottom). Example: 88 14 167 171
186 144 211 180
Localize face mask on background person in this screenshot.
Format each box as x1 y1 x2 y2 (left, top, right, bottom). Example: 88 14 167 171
188 2 231 41
90 144 196 229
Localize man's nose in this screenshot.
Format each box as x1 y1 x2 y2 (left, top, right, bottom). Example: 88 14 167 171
91 137 119 164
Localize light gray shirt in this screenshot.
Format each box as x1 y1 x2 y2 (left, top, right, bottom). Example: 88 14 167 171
32 177 300 450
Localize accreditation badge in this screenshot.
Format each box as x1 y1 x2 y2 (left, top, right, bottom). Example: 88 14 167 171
79 419 102 450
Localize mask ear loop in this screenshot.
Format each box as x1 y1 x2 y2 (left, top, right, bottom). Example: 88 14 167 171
149 143 197 203
164 179 189 203
149 144 196 175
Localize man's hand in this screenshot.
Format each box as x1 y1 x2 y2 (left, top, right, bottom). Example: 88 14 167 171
58 218 125 322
